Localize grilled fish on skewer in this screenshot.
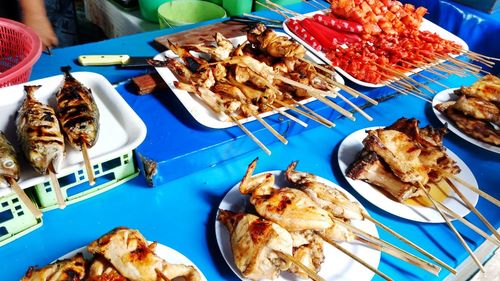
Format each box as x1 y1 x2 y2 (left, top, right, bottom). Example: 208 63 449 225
56 67 100 150
16 85 65 174
218 209 293 280
21 253 86 281
0 131 20 188
87 227 202 281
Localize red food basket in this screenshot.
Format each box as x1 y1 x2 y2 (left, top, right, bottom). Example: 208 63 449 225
0 18 42 87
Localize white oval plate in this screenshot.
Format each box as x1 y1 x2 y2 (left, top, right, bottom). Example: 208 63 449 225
338 127 478 223
57 242 207 281
432 88 500 154
215 170 380 281
154 32 344 129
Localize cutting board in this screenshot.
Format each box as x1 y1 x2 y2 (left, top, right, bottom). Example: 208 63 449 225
154 22 248 49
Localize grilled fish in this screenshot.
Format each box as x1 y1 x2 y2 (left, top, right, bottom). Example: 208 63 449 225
0 131 20 188
56 67 100 149
16 85 65 174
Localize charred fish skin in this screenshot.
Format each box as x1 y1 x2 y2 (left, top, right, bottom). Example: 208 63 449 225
0 131 20 188
56 67 100 149
16 85 65 174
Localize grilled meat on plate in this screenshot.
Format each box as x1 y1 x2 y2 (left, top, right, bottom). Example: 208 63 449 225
88 255 128 281
21 253 86 281
56 67 100 149
16 85 65 174
456 74 500 103
0 131 20 188
453 95 500 126
87 227 202 281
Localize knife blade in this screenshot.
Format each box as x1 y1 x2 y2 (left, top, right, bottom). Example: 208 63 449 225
78 55 153 67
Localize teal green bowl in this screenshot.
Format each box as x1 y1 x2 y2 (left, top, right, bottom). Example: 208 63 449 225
158 0 227 28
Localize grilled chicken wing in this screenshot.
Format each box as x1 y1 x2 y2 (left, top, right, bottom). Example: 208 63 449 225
88 256 128 281
0 131 20 188
218 210 293 280
56 67 100 149
87 227 202 281
16 85 65 174
239 159 333 232
21 253 86 281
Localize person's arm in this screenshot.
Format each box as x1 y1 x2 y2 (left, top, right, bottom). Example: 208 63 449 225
18 0 58 49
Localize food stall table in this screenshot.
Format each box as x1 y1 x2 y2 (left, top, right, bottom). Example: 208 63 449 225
1 2 499 281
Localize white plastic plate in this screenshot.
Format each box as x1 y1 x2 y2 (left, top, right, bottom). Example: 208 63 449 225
57 241 207 281
432 88 500 154
338 127 478 223
283 10 469 88
154 32 345 129
0 72 147 196
215 170 380 281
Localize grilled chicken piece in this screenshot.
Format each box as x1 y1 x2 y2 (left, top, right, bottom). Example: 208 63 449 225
0 131 20 188
87 227 202 281
239 159 333 232
453 95 500 126
186 33 234 61
163 57 193 83
286 161 364 221
347 150 423 202
16 85 65 174
247 23 306 58
166 40 207 72
289 233 324 279
386 117 446 148
218 210 292 280
363 129 430 185
21 253 86 281
88 256 128 281
56 67 100 149
456 74 500 103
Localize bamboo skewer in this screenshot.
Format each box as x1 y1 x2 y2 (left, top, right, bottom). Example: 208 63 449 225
435 200 500 247
276 251 326 281
274 99 334 127
155 268 171 281
230 116 271 155
267 104 309 127
445 179 500 242
265 0 301 17
466 50 500 62
254 115 288 144
363 215 456 274
48 162 66 209
331 216 441 275
254 1 290 19
241 13 283 24
311 0 330 9
374 62 435 94
326 85 373 121
319 233 393 281
5 177 42 219
81 143 95 186
297 102 336 127
449 175 500 207
411 71 450 89
404 60 450 79
417 183 485 272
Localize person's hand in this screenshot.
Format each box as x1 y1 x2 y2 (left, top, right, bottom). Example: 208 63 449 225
23 14 58 50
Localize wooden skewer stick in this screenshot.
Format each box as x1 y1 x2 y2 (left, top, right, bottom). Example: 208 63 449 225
5 177 42 219
326 85 373 121
265 0 301 16
274 99 333 128
410 71 451 89
311 0 330 9
276 251 326 281
445 179 500 242
444 56 485 73
318 233 393 281
254 115 288 144
374 62 435 94
296 102 336 127
331 217 441 275
273 75 355 120
403 60 450 79
267 104 308 127
254 1 290 19
241 13 283 24
81 143 95 186
230 116 271 155
449 175 500 207
466 50 500 62
363 215 456 274
48 162 66 209
155 268 171 281
435 200 500 247
464 54 495 67
417 183 485 272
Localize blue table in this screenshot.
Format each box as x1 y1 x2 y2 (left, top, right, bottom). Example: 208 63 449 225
1 2 499 281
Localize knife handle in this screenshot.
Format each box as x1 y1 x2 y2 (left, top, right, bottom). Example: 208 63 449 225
78 55 130 66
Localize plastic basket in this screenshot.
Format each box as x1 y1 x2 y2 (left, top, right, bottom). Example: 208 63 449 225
0 18 42 87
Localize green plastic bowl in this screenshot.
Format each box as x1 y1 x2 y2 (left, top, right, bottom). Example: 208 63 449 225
254 0 302 11
139 0 171 23
158 0 227 28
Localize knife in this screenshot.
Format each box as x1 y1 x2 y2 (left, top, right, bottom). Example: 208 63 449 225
78 55 153 67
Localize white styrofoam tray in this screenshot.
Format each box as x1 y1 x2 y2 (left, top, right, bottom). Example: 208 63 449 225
0 72 147 196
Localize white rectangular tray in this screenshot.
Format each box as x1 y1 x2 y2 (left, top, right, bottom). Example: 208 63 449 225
154 32 345 129
283 10 469 88
0 72 147 196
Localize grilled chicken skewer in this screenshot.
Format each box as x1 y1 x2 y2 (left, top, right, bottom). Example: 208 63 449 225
0 131 42 218
21 253 86 281
56 67 100 186
16 85 66 209
88 227 202 281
